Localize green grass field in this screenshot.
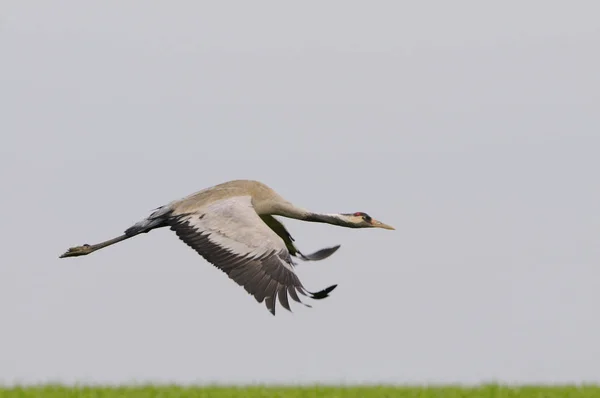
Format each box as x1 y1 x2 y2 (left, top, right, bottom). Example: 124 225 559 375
1 385 599 398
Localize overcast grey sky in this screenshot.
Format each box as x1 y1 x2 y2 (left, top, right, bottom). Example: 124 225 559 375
1 0 599 386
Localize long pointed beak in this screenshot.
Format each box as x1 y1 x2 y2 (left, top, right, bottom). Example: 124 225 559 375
371 219 395 230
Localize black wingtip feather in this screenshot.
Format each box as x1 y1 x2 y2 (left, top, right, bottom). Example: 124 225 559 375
309 284 338 300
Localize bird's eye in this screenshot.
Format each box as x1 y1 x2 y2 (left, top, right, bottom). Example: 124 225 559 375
354 212 371 222
352 212 371 222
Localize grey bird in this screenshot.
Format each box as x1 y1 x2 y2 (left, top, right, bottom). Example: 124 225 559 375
60 180 394 315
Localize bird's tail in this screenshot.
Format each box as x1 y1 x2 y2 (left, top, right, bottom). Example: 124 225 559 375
124 205 173 236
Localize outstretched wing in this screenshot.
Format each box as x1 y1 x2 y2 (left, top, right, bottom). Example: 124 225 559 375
168 196 336 315
259 215 341 261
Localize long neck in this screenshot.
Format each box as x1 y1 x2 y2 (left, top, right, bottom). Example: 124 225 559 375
273 202 357 228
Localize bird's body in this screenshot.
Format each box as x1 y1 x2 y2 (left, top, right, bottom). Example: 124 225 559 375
169 179 289 215
60 179 394 315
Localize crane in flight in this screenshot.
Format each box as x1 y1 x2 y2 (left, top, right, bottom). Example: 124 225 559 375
60 179 394 315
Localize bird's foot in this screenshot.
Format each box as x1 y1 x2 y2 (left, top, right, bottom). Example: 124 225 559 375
59 244 93 258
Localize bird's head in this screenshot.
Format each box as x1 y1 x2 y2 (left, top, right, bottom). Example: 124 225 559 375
339 212 395 230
